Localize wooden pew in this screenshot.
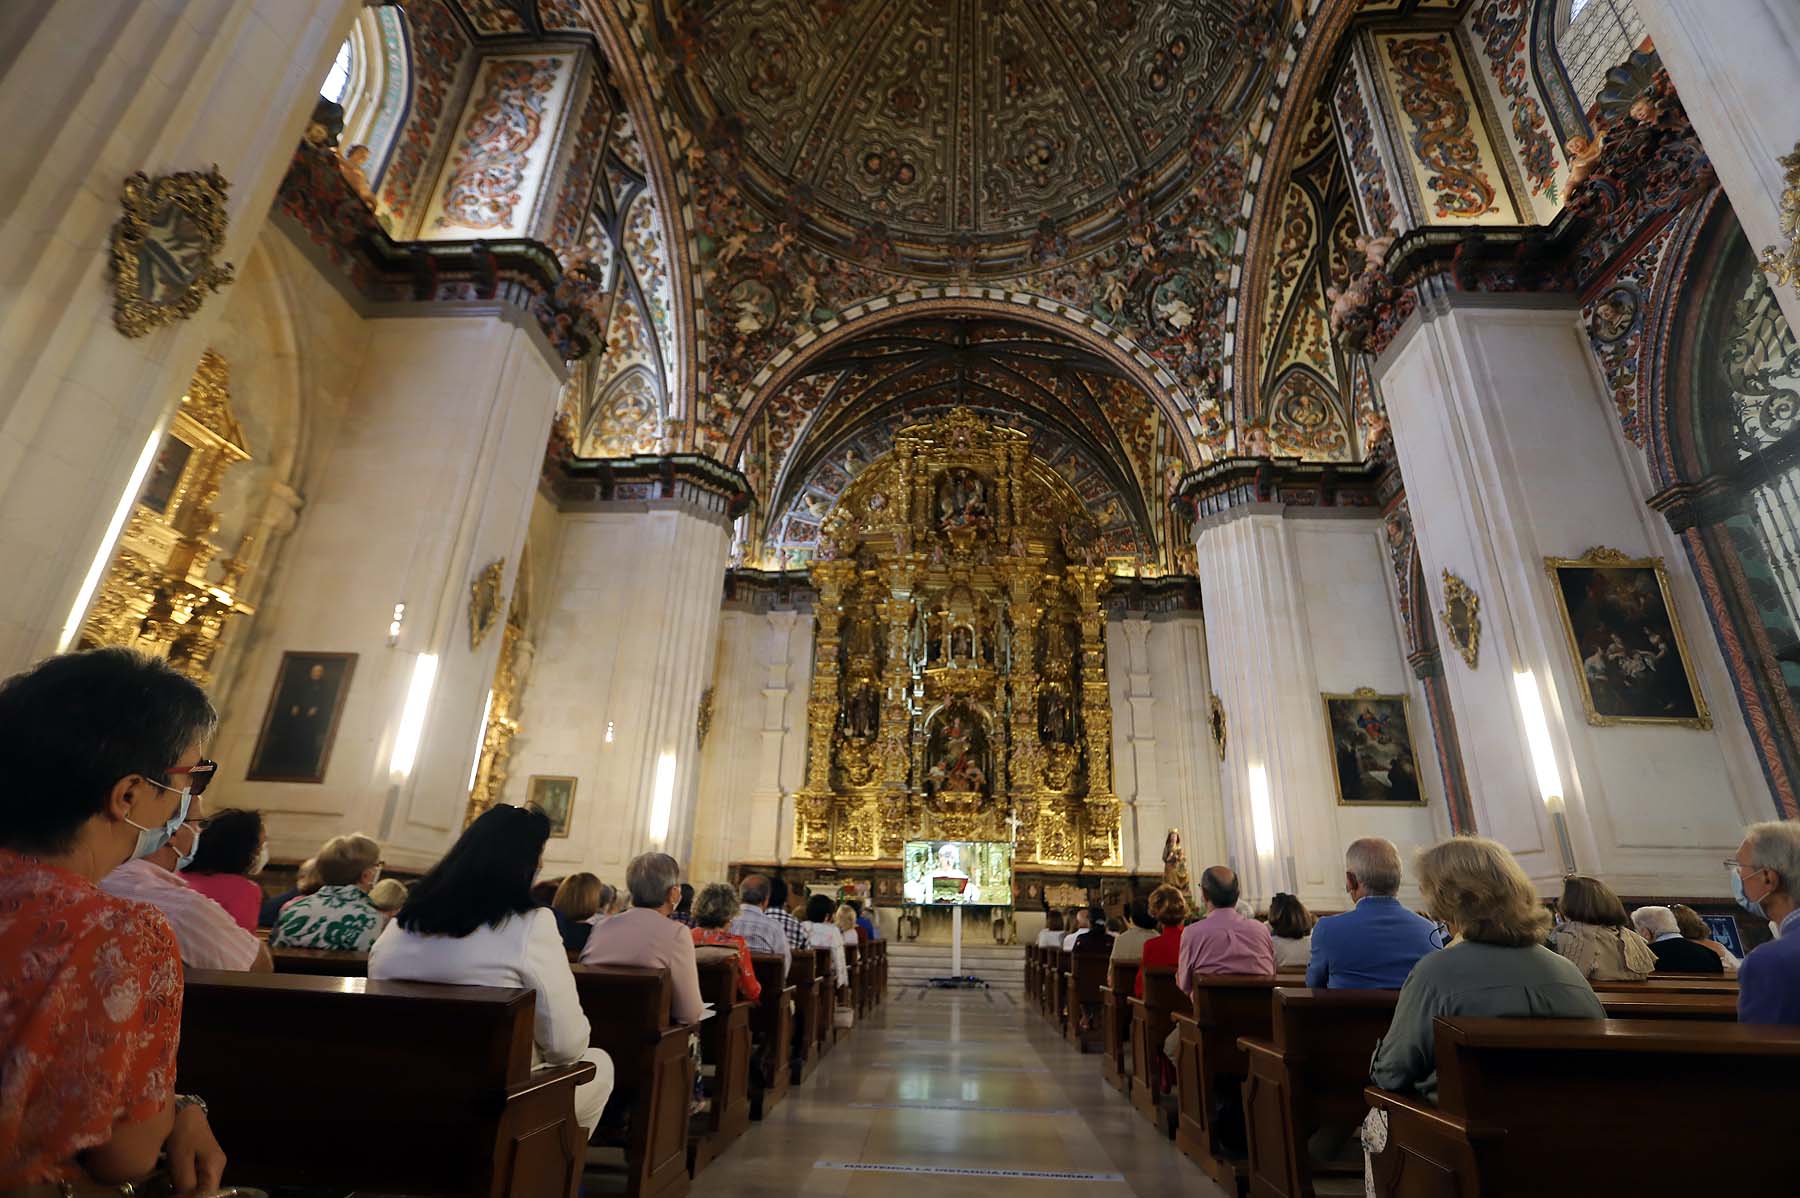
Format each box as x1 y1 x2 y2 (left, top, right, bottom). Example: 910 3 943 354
1366 1018 1800 1195
788 946 820 1083
872 939 887 1002
844 941 865 1028
270 945 369 976
748 953 794 1118
1066 950 1110 1052
690 955 753 1173
1128 965 1184 1136
1051 948 1072 1033
1027 944 1041 1003
813 947 837 1059
1174 974 1284 1190
178 971 593 1198
573 964 694 1198
1241 986 1742 1198
1101 959 1136 1091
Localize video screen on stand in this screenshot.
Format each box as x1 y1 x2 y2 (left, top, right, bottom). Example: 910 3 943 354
902 840 1013 906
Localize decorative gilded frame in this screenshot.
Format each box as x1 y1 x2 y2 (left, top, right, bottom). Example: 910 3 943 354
1208 693 1228 761
1439 569 1481 670
526 775 578 839
468 558 506 650
1544 546 1712 729
1760 138 1800 295
1321 687 1428 807
109 167 236 338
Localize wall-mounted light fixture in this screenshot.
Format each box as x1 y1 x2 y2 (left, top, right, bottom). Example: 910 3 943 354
389 653 438 779
58 428 165 653
648 750 677 843
467 688 494 791
1248 763 1276 860
1513 669 1577 872
387 602 406 646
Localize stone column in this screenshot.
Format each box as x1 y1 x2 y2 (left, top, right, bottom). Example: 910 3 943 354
210 312 564 869
1376 292 1774 894
1632 0 1800 332
509 458 744 879
0 0 361 667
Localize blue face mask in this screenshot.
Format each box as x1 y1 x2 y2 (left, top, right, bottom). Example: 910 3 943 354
173 824 201 871
125 781 193 861
1731 866 1767 921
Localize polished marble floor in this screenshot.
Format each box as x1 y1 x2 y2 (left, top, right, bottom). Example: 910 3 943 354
688 985 1230 1198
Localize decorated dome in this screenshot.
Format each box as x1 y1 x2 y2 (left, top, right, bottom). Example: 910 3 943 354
655 0 1274 274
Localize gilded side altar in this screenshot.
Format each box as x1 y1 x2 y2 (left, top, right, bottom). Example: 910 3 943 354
791 410 1122 870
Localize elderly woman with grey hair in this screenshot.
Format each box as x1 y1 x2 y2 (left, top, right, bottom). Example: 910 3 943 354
578 850 704 1023
689 882 762 1001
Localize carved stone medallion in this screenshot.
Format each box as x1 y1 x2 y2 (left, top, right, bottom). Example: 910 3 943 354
109 167 236 338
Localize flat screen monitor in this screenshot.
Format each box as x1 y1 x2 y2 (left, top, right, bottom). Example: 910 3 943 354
902 839 1013 907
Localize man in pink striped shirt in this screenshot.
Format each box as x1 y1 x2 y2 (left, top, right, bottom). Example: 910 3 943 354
100 814 271 973
1175 866 1275 992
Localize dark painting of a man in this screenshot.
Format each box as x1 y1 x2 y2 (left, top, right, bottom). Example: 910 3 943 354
247 652 356 782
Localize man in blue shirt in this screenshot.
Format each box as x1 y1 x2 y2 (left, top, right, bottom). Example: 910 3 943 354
849 898 880 941
1306 837 1442 989
1731 821 1800 1025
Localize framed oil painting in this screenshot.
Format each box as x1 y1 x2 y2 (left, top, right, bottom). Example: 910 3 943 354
527 775 577 838
1323 689 1427 806
246 651 356 783
1545 548 1711 728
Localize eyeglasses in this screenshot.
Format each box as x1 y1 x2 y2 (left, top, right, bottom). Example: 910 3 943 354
165 759 218 797
1723 858 1768 874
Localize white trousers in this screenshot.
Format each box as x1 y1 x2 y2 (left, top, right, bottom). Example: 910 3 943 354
572 1046 616 1137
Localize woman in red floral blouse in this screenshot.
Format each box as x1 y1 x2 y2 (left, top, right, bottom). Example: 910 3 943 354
689 882 762 1002
0 649 227 1191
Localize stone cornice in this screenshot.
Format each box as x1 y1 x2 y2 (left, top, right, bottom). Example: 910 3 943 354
1173 455 1387 524
1100 574 1203 616
543 451 753 523
721 568 818 613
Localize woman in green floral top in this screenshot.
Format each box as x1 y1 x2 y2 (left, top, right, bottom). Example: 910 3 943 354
271 832 384 952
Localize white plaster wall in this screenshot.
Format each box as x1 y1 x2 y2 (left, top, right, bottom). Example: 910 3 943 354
212 311 561 870
1198 513 1445 912
1107 612 1226 878
0 0 361 669
1379 298 1770 897
690 607 814 880
508 504 729 883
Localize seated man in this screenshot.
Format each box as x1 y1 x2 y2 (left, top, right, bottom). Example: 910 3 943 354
1306 836 1442 989
1730 821 1800 1024
1631 905 1725 975
765 876 810 952
1176 867 1274 992
1110 900 1157 966
1072 903 1113 954
1061 906 1090 951
270 832 384 952
729 873 792 975
100 810 272 972
581 851 705 1024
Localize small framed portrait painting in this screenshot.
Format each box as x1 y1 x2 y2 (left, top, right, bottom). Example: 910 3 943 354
246 651 357 783
1545 548 1711 728
1322 690 1427 806
527 775 578 838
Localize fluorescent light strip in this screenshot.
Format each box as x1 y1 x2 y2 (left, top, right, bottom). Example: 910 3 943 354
1512 670 1563 803
389 653 438 778
648 750 677 843
1248 763 1276 858
467 688 494 791
58 428 166 652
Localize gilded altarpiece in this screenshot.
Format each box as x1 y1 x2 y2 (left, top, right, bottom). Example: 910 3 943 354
79 350 255 684
792 410 1121 870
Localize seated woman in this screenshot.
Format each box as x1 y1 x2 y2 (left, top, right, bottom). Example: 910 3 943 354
0 648 226 1191
689 882 762 1002
1669 903 1739 974
835 902 860 947
1268 892 1316 971
552 872 604 953
368 877 408 930
270 831 385 951
802 893 849 991
1370 837 1603 1105
1134 883 1188 997
1549 874 1656 982
369 804 614 1138
1036 909 1066 949
179 806 267 931
259 854 320 928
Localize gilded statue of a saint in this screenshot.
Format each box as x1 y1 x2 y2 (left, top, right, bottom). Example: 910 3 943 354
1162 828 1192 894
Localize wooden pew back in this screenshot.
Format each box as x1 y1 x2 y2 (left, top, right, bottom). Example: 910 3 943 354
1100 959 1136 1091
270 946 369 976
786 948 819 1084
1067 950 1110 1050
748 953 793 1117
572 964 692 1198
179 971 589 1197
1128 966 1183 1135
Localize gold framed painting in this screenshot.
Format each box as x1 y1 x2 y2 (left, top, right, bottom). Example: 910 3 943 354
1322 689 1427 806
1545 547 1711 728
246 651 357 783
527 775 578 838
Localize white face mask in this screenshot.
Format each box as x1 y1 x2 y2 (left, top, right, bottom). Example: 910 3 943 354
251 844 270 875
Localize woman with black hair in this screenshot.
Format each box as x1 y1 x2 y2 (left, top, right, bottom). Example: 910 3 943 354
181 807 267 931
801 892 849 990
368 804 614 1136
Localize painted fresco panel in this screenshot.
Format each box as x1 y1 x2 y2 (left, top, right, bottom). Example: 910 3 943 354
1373 30 1519 226
421 53 577 240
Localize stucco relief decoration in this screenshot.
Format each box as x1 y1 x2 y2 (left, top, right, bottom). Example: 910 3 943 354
1469 0 1562 207
1761 140 1800 296
1332 62 1399 237
469 558 506 651
1381 33 1501 220
379 0 467 225
431 56 569 234
109 167 236 339
1439 569 1481 670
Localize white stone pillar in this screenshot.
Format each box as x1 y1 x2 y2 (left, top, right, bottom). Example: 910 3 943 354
1633 0 1800 332
1377 293 1773 894
511 473 737 881
1107 616 1164 874
211 312 563 869
0 0 360 667
1194 507 1443 911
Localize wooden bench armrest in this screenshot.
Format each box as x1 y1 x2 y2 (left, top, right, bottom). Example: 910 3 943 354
1238 1035 1279 1060
1362 1086 1467 1137
1127 996 1148 1012
510 1058 598 1100
1173 1012 1197 1030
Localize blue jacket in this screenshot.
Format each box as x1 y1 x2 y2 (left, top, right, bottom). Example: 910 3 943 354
1739 909 1800 1025
1305 895 1443 989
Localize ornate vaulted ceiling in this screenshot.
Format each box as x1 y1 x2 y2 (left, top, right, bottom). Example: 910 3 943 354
740 317 1192 572
654 0 1273 275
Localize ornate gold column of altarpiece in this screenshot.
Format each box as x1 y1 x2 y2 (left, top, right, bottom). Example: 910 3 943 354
790 409 1122 870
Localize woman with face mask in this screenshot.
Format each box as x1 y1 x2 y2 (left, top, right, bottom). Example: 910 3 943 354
99 805 273 974
0 648 231 1194
180 807 269 931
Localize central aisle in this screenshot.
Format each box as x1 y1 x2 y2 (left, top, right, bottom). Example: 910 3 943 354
689 985 1230 1198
